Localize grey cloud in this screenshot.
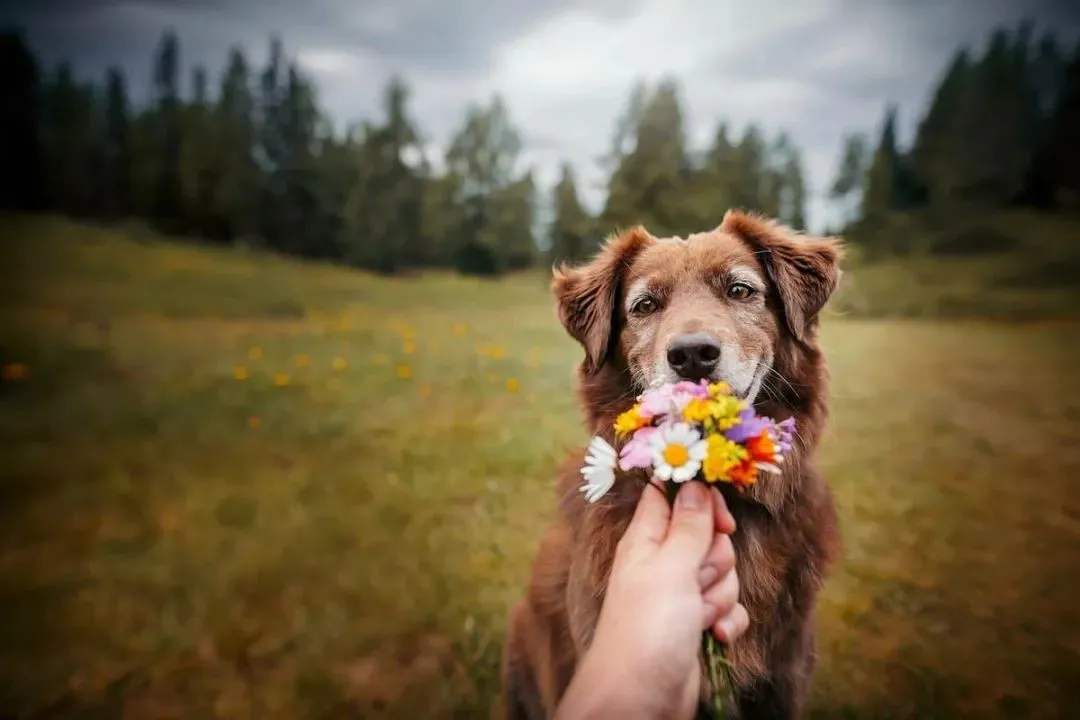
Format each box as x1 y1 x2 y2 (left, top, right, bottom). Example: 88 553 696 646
10 0 590 78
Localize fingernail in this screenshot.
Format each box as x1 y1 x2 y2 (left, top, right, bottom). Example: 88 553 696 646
678 482 704 509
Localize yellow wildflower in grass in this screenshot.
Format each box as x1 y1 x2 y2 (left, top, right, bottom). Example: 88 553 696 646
490 346 505 360
505 377 520 392
403 340 416 354
248 346 263 361
233 365 249 381
614 406 649 438
1 362 30 382
273 372 291 387
332 356 348 371
295 354 310 368
248 415 261 429
453 323 468 336
702 435 748 484
396 364 412 380
419 382 432 398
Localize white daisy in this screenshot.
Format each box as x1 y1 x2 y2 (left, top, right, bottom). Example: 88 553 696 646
649 422 707 483
580 435 618 503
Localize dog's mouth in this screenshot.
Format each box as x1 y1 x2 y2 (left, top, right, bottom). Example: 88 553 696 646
639 356 770 405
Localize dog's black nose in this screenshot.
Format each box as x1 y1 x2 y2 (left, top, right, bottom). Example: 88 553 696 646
666 332 721 382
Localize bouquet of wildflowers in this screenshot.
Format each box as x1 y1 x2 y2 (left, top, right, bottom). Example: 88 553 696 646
579 379 795 718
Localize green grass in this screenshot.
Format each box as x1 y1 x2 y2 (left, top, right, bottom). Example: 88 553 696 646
828 210 1080 320
1 215 1079 719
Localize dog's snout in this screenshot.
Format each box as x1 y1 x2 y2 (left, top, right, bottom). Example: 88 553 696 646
666 332 721 382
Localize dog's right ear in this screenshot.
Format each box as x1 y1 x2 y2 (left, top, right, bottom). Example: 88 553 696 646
551 226 653 375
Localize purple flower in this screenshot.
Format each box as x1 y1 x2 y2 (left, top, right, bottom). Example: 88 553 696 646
724 408 769 443
775 416 796 452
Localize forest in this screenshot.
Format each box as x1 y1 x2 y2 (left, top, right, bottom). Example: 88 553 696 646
1 21 1078 275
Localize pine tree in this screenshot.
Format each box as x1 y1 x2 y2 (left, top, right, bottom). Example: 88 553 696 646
862 104 902 220
214 47 259 241
152 30 184 231
0 30 43 212
102 67 131 220
549 163 593 265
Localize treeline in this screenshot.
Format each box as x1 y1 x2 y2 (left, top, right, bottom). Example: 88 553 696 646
1 21 1078 274
0 28 809 275
831 22 1080 257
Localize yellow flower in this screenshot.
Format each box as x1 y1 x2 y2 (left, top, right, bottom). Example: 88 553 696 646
505 377 520 392
614 406 649 438
491 346 505 360
273 372 291 387
702 435 748 484
710 395 747 430
453 323 468 336
396 364 412 380
233 365 249 381
682 398 713 424
403 340 416 354
706 381 732 398
248 415 261 429
2 362 30 382
419 382 432 398
295 354 310 368
332 357 348 371
248 347 262 361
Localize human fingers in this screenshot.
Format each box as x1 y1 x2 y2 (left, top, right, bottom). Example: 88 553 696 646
696 533 735 589
701 566 740 629
617 479 672 553
712 603 750 645
659 482 714 565
711 486 736 535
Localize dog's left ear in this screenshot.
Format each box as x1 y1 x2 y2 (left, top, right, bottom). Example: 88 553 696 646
721 210 844 344
551 226 653 375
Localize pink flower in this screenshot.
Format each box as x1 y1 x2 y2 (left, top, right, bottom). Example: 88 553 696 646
619 426 658 471
639 381 707 418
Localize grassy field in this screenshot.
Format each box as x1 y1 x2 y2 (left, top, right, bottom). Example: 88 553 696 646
1 215 1079 719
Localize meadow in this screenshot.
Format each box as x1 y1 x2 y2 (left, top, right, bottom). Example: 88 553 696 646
1 215 1079 719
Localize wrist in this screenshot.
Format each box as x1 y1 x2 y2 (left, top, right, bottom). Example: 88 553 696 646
556 638 658 719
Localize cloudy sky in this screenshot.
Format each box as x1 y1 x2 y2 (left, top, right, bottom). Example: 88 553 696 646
10 0 1080 232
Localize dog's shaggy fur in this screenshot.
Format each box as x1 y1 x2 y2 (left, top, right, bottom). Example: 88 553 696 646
501 210 844 720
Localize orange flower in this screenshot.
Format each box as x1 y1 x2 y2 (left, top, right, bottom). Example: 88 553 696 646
728 458 759 489
745 429 778 463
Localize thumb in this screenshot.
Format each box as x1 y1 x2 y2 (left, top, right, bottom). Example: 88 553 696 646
660 482 714 564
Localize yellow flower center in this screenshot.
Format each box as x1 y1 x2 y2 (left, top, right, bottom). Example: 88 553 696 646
663 443 690 467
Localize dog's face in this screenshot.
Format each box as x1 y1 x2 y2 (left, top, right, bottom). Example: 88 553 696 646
552 210 843 405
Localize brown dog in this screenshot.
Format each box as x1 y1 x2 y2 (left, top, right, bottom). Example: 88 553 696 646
501 210 844 719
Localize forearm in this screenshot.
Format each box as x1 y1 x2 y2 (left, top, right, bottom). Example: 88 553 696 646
553 645 662 720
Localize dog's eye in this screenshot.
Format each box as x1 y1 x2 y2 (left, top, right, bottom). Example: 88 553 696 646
631 297 659 315
727 282 755 301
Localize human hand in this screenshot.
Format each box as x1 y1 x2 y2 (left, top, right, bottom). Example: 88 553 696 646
555 481 749 720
